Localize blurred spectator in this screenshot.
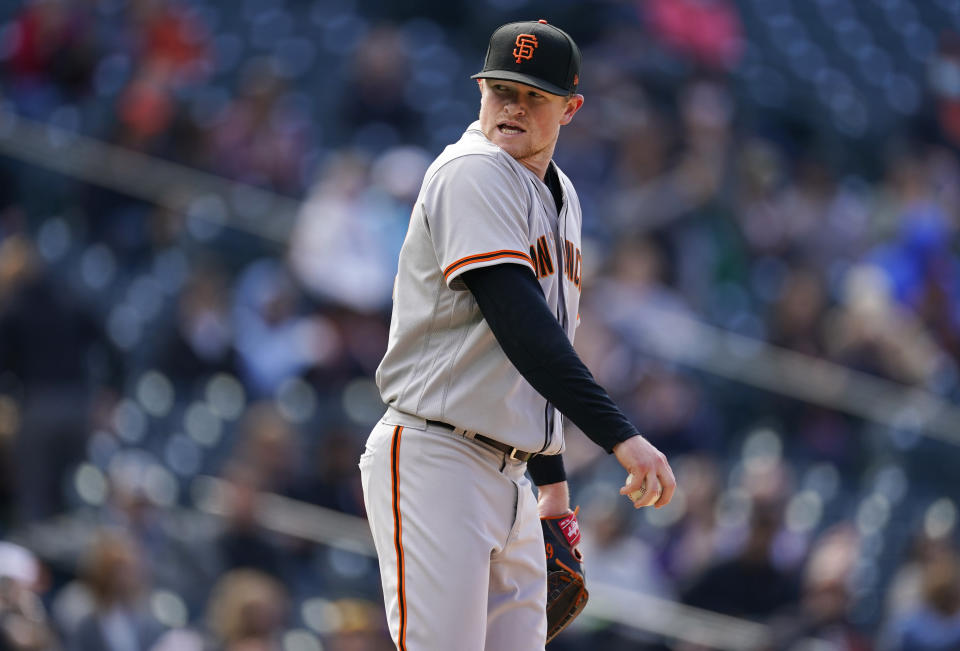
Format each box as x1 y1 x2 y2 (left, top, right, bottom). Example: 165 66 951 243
215 465 283 580
66 529 165 651
153 263 235 387
4 0 97 115
113 0 211 152
121 570 291 651
872 146 954 298
208 59 306 193
868 145 960 366
605 82 668 188
733 138 786 255
99 454 221 615
290 428 365 516
232 259 336 398
928 31 960 149
0 398 16 529
631 370 717 455
886 534 960 621
880 545 960 651
605 80 735 235
775 156 842 263
289 146 428 313
0 162 25 240
321 598 393 651
0 235 118 524
0 542 57 651
826 263 940 385
577 487 673 598
681 498 799 620
770 525 870 651
205 569 287 651
660 455 723 584
339 26 421 146
115 60 178 150
641 0 744 70
227 402 300 495
586 235 691 334
127 0 210 83
767 267 827 356
212 402 310 580
318 307 392 381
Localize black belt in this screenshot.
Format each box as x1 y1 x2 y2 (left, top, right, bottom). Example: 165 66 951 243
425 420 536 462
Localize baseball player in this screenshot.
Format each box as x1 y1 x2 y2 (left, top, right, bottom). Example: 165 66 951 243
360 19 676 650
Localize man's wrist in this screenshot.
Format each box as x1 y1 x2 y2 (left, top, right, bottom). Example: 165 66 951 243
607 427 641 454
537 481 571 517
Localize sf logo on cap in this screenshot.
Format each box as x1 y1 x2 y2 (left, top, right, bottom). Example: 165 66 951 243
513 34 538 64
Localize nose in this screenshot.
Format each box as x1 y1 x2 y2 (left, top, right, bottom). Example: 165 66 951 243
504 97 526 116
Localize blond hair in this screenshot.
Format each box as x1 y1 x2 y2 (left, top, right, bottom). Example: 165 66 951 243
206 569 288 643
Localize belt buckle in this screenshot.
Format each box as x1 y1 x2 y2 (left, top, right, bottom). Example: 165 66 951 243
508 447 522 461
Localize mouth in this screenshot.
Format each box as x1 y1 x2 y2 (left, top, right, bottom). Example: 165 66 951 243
497 122 526 135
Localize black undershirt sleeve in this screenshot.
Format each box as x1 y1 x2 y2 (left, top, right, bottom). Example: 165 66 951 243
461 263 638 485
525 445 567 486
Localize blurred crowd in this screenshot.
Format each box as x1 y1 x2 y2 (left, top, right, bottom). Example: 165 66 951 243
1 0 960 649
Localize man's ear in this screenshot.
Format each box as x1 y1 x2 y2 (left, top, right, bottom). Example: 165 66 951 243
559 94 585 126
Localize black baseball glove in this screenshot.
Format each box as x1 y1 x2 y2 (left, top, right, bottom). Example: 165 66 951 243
541 509 589 643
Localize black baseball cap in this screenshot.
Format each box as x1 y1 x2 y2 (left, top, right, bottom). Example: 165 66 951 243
471 20 581 96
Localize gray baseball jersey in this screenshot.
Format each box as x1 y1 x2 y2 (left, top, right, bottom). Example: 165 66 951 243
375 120 584 455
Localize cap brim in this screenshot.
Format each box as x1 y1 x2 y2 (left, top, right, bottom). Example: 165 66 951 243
471 70 571 96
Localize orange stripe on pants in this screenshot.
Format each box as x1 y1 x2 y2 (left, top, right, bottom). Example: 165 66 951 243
391 425 407 650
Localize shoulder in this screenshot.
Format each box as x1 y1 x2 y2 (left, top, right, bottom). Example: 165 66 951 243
425 124 523 187
452 123 503 158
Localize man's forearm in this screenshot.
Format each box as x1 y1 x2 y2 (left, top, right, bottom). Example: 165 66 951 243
536 480 571 517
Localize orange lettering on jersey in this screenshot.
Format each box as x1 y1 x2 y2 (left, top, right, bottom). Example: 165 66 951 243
536 235 555 277
564 240 575 282
513 34 538 64
563 239 583 291
574 249 582 289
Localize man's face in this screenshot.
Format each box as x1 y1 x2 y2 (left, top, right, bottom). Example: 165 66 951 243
478 79 583 176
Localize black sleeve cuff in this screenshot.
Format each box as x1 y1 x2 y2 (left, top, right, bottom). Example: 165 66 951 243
527 453 566 486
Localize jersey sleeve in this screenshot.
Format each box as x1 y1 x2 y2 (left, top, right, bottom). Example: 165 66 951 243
422 154 536 291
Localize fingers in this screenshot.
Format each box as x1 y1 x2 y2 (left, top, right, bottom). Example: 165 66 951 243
621 471 658 509
654 466 677 509
614 434 677 509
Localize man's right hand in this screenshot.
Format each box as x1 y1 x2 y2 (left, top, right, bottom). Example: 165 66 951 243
613 435 676 509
